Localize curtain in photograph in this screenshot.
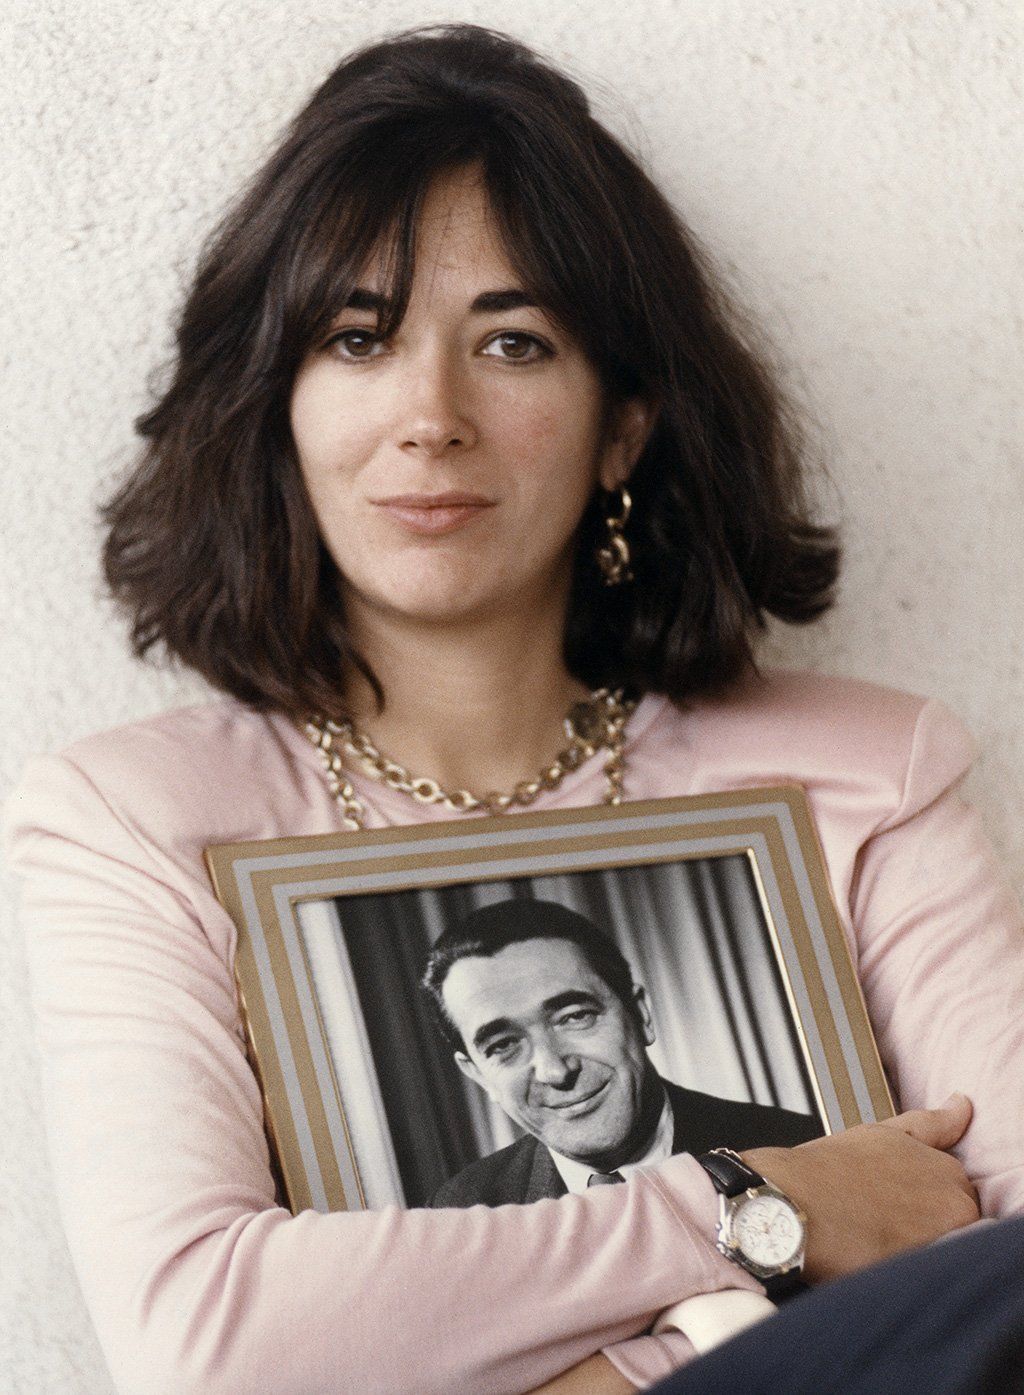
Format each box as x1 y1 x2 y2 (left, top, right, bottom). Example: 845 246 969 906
337 883 484 1206
532 858 817 1115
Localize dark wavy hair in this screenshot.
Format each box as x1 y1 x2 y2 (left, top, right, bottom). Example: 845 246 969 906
422 899 639 1052
102 22 839 720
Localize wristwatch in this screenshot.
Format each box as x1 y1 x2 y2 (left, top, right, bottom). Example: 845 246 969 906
697 1147 807 1300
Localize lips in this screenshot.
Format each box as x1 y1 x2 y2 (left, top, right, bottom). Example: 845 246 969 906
375 492 495 508
371 491 496 537
541 1080 610 1113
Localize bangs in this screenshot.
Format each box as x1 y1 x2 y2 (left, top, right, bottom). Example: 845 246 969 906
271 117 640 393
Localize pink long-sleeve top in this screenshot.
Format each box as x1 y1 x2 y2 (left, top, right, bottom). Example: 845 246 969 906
6 669 1024 1395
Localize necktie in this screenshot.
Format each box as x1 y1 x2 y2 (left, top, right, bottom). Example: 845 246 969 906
587 1170 625 1186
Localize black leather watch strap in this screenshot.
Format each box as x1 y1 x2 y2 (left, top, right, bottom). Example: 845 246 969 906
696 1148 764 1197
764 1270 808 1302
697 1148 808 1304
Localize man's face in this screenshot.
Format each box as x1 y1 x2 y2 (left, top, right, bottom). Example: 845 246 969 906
441 937 657 1166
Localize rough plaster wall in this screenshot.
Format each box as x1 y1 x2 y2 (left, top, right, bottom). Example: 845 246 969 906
1 1 1020 1389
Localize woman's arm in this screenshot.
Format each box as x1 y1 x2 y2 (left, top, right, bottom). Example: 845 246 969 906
9 692 1013 1395
844 698 1024 1216
543 1095 979 1393
4 751 759 1395
599 693 1022 1393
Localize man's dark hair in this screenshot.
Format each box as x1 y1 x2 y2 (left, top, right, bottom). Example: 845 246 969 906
102 23 839 719
422 898 639 1051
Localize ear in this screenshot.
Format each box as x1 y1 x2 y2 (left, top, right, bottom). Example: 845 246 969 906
454 1050 495 1100
632 985 657 1048
598 395 659 493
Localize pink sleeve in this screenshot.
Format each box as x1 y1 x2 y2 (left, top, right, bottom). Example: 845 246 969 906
602 1330 697 1386
4 753 760 1395
851 699 1024 1216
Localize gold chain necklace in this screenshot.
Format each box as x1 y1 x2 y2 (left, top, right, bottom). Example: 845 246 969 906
304 687 636 831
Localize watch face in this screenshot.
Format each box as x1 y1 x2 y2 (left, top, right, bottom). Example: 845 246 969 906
733 1194 803 1268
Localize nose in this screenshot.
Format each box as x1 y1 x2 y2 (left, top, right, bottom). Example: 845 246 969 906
530 1035 579 1088
398 349 477 457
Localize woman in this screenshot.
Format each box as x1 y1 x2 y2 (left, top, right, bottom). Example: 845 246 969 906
6 23 1021 1395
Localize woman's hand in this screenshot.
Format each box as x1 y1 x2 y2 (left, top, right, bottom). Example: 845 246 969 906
743 1092 979 1283
528 1097 977 1395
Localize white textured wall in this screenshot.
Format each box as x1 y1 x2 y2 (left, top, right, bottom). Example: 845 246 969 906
2 2 1021 1389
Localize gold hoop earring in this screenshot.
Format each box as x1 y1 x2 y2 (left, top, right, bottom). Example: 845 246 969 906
596 487 633 586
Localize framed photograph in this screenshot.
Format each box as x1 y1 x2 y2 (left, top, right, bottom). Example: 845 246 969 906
205 787 893 1215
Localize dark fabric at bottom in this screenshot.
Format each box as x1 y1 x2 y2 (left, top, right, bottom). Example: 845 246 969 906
649 1216 1024 1395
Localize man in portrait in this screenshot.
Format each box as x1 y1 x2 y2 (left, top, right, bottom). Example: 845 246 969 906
422 898 819 1207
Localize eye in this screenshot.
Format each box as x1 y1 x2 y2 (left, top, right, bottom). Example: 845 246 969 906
480 331 552 363
483 1034 522 1061
554 1007 599 1030
324 328 386 360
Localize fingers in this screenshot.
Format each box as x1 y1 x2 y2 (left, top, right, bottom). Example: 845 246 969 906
881 1092 973 1150
751 1096 980 1283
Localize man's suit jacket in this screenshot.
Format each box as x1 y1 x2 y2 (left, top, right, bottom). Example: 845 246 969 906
429 1077 819 1208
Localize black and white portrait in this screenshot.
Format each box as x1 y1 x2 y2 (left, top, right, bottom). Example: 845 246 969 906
299 854 824 1210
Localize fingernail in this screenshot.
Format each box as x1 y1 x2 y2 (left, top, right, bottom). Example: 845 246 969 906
943 1091 966 1106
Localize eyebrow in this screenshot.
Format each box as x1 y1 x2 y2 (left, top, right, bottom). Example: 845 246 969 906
471 990 603 1052
343 287 540 315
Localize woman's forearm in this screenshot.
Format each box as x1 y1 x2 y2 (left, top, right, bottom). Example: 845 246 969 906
6 752 755 1395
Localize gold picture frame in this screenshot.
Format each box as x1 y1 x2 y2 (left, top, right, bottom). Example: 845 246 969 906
206 786 893 1215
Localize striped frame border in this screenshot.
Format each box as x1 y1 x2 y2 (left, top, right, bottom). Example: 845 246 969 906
206 786 893 1214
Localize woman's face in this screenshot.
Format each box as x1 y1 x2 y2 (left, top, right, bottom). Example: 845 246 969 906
289 167 650 636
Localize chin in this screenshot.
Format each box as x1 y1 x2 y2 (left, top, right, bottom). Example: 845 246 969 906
555 1125 634 1161
353 573 515 627
385 594 496 627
